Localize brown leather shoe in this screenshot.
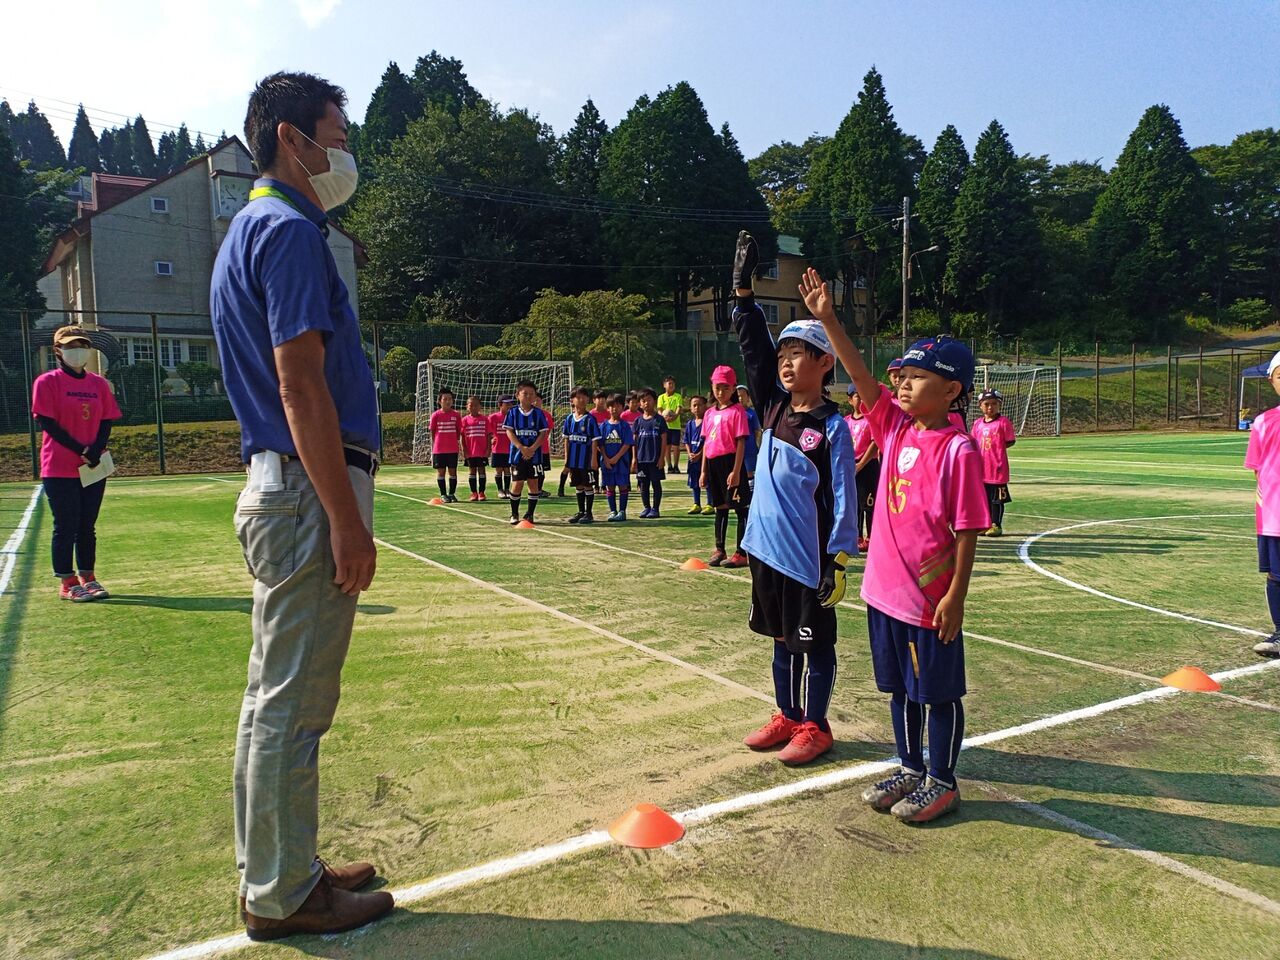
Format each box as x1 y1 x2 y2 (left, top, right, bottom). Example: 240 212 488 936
239 859 378 918
244 875 393 942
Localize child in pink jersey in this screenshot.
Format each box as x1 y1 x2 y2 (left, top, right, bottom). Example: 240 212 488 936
845 385 879 552
804 267 988 824
1245 351 1280 659
460 395 494 502
971 389 1016 536
489 397 514 499
429 388 463 502
700 366 751 567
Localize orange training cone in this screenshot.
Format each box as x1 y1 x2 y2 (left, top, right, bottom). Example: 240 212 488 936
516 519 536 529
608 803 685 849
430 497 444 505
1162 666 1221 692
681 557 709 571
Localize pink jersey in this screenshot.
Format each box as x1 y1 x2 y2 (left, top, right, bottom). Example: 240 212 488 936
489 411 511 455
971 416 1015 484
460 413 492 459
701 403 749 459
429 408 462 454
860 384 990 628
590 408 610 425
621 409 642 425
845 414 874 459
948 411 966 431
31 368 123 479
1246 407 1280 535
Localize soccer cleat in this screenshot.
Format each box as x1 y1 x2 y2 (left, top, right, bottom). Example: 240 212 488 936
79 578 110 600
647 510 660 519
637 508 652 519
861 768 924 811
477 493 487 502
60 580 94 602
498 491 509 500
701 504 716 515
891 776 961 823
687 504 703 515
708 548 727 567
606 511 621 522
567 512 584 524
777 721 834 765
743 712 800 750
1253 632 1280 658
722 551 749 569
985 524 1003 537
580 514 595 525
509 516 521 526
669 464 682 474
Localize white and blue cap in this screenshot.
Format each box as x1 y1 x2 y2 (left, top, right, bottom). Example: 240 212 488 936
1268 351 1280 377
900 336 976 392
777 318 834 357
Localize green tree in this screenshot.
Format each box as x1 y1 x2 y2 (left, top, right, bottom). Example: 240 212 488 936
193 132 207 155
1090 105 1218 337
156 131 175 172
360 61 423 157
97 129 117 174
67 105 100 173
915 125 968 327
175 360 218 396
131 116 158 177
946 120 1039 333
113 121 137 175
381 345 418 396
748 134 828 235
0 121 46 308
172 124 195 167
804 67 911 332
411 51 480 117
6 101 65 170
555 98 610 294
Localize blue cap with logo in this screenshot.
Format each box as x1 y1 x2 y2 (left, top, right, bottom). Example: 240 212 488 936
777 318 834 357
900 336 976 392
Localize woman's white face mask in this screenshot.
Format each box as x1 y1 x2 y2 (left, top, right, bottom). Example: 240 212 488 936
60 347 92 369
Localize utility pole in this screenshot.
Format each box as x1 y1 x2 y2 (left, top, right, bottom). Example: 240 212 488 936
900 195 910 349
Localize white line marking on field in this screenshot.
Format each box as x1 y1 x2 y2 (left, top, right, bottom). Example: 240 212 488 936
1010 511 1257 543
375 537 771 705
973 782 1280 918
1018 514 1268 637
1012 456 1251 476
144 656 1280 960
0 486 41 597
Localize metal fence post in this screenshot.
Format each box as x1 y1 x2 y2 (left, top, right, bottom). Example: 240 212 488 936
1197 344 1204 423
546 326 554 361
1094 340 1100 432
1014 337 1022 415
372 318 384 460
694 331 702 392
1131 342 1137 430
464 323 472 359
1166 345 1172 423
624 332 631 393
150 313 166 474
20 310 38 479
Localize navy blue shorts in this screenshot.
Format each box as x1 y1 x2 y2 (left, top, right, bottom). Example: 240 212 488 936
866 605 966 704
1258 535 1280 576
602 460 631 488
491 452 509 469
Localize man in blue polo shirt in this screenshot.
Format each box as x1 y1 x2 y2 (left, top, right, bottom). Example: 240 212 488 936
210 71 391 941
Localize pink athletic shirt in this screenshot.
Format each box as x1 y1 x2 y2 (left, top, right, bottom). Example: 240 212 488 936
948 411 966 431
489 411 512 455
701 403 749 459
590 408 610 425
31 369 122 479
460 413 491 459
429 408 462 454
860 384 990 628
845 413 874 459
1246 407 1280 535
971 415 1016 484
621 409 641 425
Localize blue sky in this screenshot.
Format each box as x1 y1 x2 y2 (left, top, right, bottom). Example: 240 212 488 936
6 0 1278 167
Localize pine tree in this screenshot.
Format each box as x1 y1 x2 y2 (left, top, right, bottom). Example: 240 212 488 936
0 100 14 137
67 105 100 173
98 129 117 174
132 115 158 177
9 101 66 170
411 51 480 117
193 132 207 155
558 98 607 195
915 125 969 323
0 121 46 309
156 131 175 173
113 121 137 175
172 124 194 167
361 61 423 157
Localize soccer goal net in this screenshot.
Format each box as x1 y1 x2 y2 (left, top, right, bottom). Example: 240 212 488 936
967 364 1061 436
412 359 577 464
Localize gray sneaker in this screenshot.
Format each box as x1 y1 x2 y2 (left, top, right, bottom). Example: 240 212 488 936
891 776 960 823
1253 632 1280 658
861 767 924 811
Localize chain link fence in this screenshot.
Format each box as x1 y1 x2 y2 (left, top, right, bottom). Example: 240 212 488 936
3 307 1276 481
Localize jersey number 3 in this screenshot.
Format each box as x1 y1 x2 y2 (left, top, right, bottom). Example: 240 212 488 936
888 476 911 514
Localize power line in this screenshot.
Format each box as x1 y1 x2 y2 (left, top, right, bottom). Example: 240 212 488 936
0 84 224 142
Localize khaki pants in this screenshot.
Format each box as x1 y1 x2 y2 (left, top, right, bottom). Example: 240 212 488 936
232 460 374 918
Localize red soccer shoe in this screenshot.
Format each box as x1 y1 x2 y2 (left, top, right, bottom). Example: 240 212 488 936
777 721 833 766
744 712 800 750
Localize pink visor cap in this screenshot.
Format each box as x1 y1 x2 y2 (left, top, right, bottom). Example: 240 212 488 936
710 365 738 387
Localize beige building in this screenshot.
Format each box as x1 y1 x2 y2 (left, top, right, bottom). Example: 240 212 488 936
38 137 365 377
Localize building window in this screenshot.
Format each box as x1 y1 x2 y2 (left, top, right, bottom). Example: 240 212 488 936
151 197 169 214
159 338 184 369
761 303 779 325
188 342 210 365
129 338 154 364
760 261 779 280
790 305 797 321
155 260 173 276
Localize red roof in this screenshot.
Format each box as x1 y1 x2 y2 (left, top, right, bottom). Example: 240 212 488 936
78 173 153 217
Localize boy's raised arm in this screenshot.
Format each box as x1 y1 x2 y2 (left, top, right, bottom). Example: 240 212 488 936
731 232 787 412
800 268 881 404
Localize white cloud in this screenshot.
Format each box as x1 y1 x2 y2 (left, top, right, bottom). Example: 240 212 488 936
293 0 342 28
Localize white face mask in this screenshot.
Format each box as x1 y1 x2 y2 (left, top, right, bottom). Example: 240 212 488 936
293 127 358 211
60 347 92 369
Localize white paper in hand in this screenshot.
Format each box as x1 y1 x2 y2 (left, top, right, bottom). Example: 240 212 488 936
79 450 116 487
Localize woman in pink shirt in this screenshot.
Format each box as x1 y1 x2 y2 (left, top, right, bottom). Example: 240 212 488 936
31 326 122 602
844 385 879 552
700 366 751 567
1245 351 1280 659
970 389 1016 536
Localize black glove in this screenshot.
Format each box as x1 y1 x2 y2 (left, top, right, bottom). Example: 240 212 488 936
817 550 850 608
732 230 759 290
85 447 103 468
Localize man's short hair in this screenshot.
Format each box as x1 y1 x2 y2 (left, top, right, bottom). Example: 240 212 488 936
439 387 454 397
593 388 608 399
637 387 658 400
515 380 537 393
245 71 348 172
607 393 625 406
688 393 706 404
570 386 590 399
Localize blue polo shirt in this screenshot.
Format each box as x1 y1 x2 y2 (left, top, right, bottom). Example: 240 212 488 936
210 178 378 463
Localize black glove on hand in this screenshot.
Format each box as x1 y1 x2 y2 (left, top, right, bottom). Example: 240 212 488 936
85 445 104 468
732 230 759 291
817 550 850 608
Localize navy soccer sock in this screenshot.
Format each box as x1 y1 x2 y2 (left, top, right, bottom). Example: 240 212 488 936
735 507 749 550
478 471 487 493
714 509 729 549
510 496 521 520
773 642 804 722
525 494 539 521
890 692 925 775
619 490 629 514
469 475 477 494
437 477 447 497
926 699 965 788
448 475 457 497
652 474 663 510
992 499 1005 526
577 490 586 514
607 489 617 513
803 645 837 732
584 492 594 517
691 486 701 507
1267 576 1280 630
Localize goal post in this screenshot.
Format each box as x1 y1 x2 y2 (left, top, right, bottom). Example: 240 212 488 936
412 359 576 464
967 363 1061 436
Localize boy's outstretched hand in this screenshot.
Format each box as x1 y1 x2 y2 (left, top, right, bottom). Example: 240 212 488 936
799 267 836 322
733 230 759 291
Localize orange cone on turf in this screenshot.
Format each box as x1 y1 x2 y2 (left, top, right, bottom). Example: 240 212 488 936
516 519 536 529
681 557 709 571
430 497 444 505
608 803 684 848
1162 666 1222 692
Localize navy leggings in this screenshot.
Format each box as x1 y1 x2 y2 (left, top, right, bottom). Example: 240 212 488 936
43 476 107 577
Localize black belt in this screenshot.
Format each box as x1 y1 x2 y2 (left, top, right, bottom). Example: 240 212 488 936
344 446 378 476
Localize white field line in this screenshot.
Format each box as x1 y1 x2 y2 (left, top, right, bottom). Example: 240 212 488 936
0 486 41 597
1009 511 1257 543
1018 514 1268 637
1016 470 1253 490
374 538 771 705
378 488 1171 688
972 781 1280 919
143 655 1280 960
1010 457 1251 476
